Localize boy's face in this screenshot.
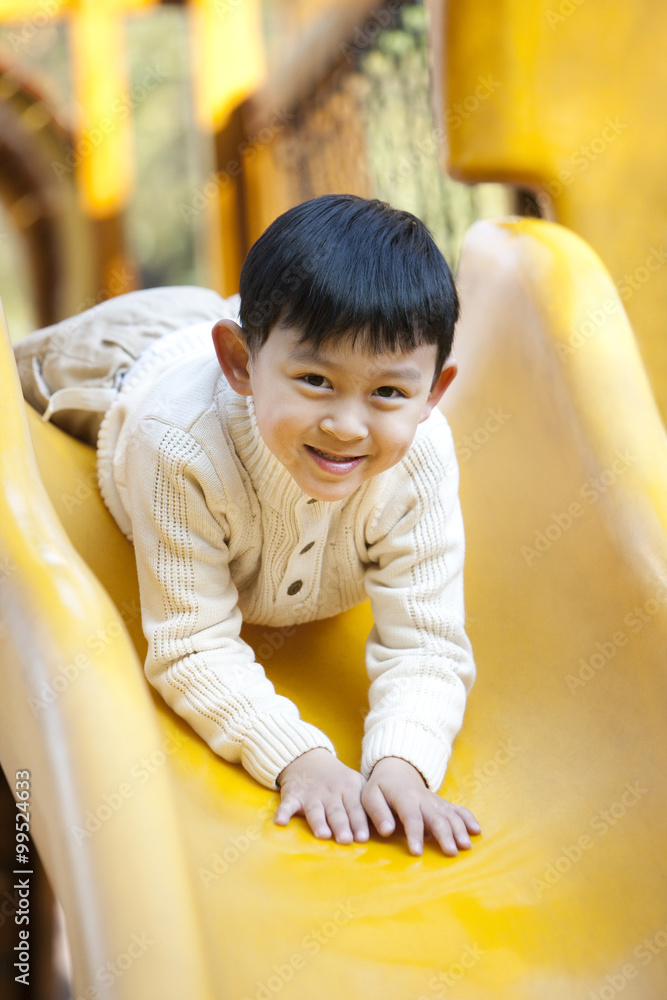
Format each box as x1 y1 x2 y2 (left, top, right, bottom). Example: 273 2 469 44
213 321 456 502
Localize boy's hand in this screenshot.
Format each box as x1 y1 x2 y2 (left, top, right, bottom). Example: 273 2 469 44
361 756 481 857
275 748 369 845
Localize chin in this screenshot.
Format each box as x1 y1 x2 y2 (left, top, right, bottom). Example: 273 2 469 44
302 480 359 502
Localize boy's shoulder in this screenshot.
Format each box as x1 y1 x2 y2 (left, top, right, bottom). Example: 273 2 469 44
98 323 241 525
109 322 230 434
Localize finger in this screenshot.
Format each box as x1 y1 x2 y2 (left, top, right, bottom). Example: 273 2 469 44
452 804 482 835
274 793 302 827
428 814 459 856
399 808 426 857
447 811 473 850
324 803 355 845
302 800 332 840
361 784 395 837
343 795 370 843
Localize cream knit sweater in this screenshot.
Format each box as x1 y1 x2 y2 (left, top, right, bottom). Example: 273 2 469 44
97 323 475 791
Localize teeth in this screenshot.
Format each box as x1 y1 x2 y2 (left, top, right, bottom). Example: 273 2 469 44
312 447 356 461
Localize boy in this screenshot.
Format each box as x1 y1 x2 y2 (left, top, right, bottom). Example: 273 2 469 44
15 194 480 857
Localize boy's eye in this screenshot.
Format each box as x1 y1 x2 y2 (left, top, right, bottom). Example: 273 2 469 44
302 374 331 388
374 385 404 398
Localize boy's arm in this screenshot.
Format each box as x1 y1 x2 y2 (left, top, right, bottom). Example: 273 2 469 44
361 424 478 850
123 418 336 790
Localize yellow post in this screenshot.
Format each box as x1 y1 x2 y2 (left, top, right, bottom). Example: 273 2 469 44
67 0 157 219
188 0 266 293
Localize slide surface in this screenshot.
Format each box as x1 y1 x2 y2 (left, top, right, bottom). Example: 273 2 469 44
1 218 666 999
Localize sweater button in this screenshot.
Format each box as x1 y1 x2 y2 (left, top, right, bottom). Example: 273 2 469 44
287 580 303 595
299 542 314 554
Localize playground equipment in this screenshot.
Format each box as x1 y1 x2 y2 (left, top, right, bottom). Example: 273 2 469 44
433 0 667 422
0 0 387 321
1 217 666 998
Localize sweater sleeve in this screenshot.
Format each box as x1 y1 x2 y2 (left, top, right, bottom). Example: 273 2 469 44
124 418 336 788
361 427 475 791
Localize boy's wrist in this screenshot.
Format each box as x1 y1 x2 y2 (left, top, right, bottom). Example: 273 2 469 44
276 747 334 787
371 756 428 786
241 715 336 790
362 718 452 791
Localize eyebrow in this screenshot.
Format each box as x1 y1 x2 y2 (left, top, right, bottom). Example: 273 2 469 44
286 346 424 383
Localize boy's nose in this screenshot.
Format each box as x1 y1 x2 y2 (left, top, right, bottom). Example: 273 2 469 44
319 405 368 442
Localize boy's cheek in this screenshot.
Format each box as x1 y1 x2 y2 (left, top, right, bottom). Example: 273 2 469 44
253 398 299 443
383 416 421 458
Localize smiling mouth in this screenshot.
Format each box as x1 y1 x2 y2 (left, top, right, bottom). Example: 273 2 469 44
306 445 365 463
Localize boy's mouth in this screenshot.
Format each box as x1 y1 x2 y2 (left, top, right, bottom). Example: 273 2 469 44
305 445 366 473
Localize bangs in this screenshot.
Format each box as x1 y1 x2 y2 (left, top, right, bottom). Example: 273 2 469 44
239 195 459 375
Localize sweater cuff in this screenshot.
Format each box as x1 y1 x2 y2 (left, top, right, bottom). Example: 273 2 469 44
239 715 337 789
361 721 451 792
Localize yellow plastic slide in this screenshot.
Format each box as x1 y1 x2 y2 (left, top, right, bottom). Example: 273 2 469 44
433 0 667 423
1 218 666 999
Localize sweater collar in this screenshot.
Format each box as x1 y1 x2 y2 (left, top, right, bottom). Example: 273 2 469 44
222 385 321 510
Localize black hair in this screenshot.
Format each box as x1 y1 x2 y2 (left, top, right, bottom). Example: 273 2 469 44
238 194 459 380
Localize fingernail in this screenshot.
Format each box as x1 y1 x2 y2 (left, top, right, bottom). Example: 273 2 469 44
380 821 393 835
409 842 423 856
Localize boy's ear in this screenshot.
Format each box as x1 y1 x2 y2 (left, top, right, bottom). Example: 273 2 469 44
212 319 252 396
419 362 458 422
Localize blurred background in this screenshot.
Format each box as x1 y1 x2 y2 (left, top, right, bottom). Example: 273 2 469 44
0 0 512 345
